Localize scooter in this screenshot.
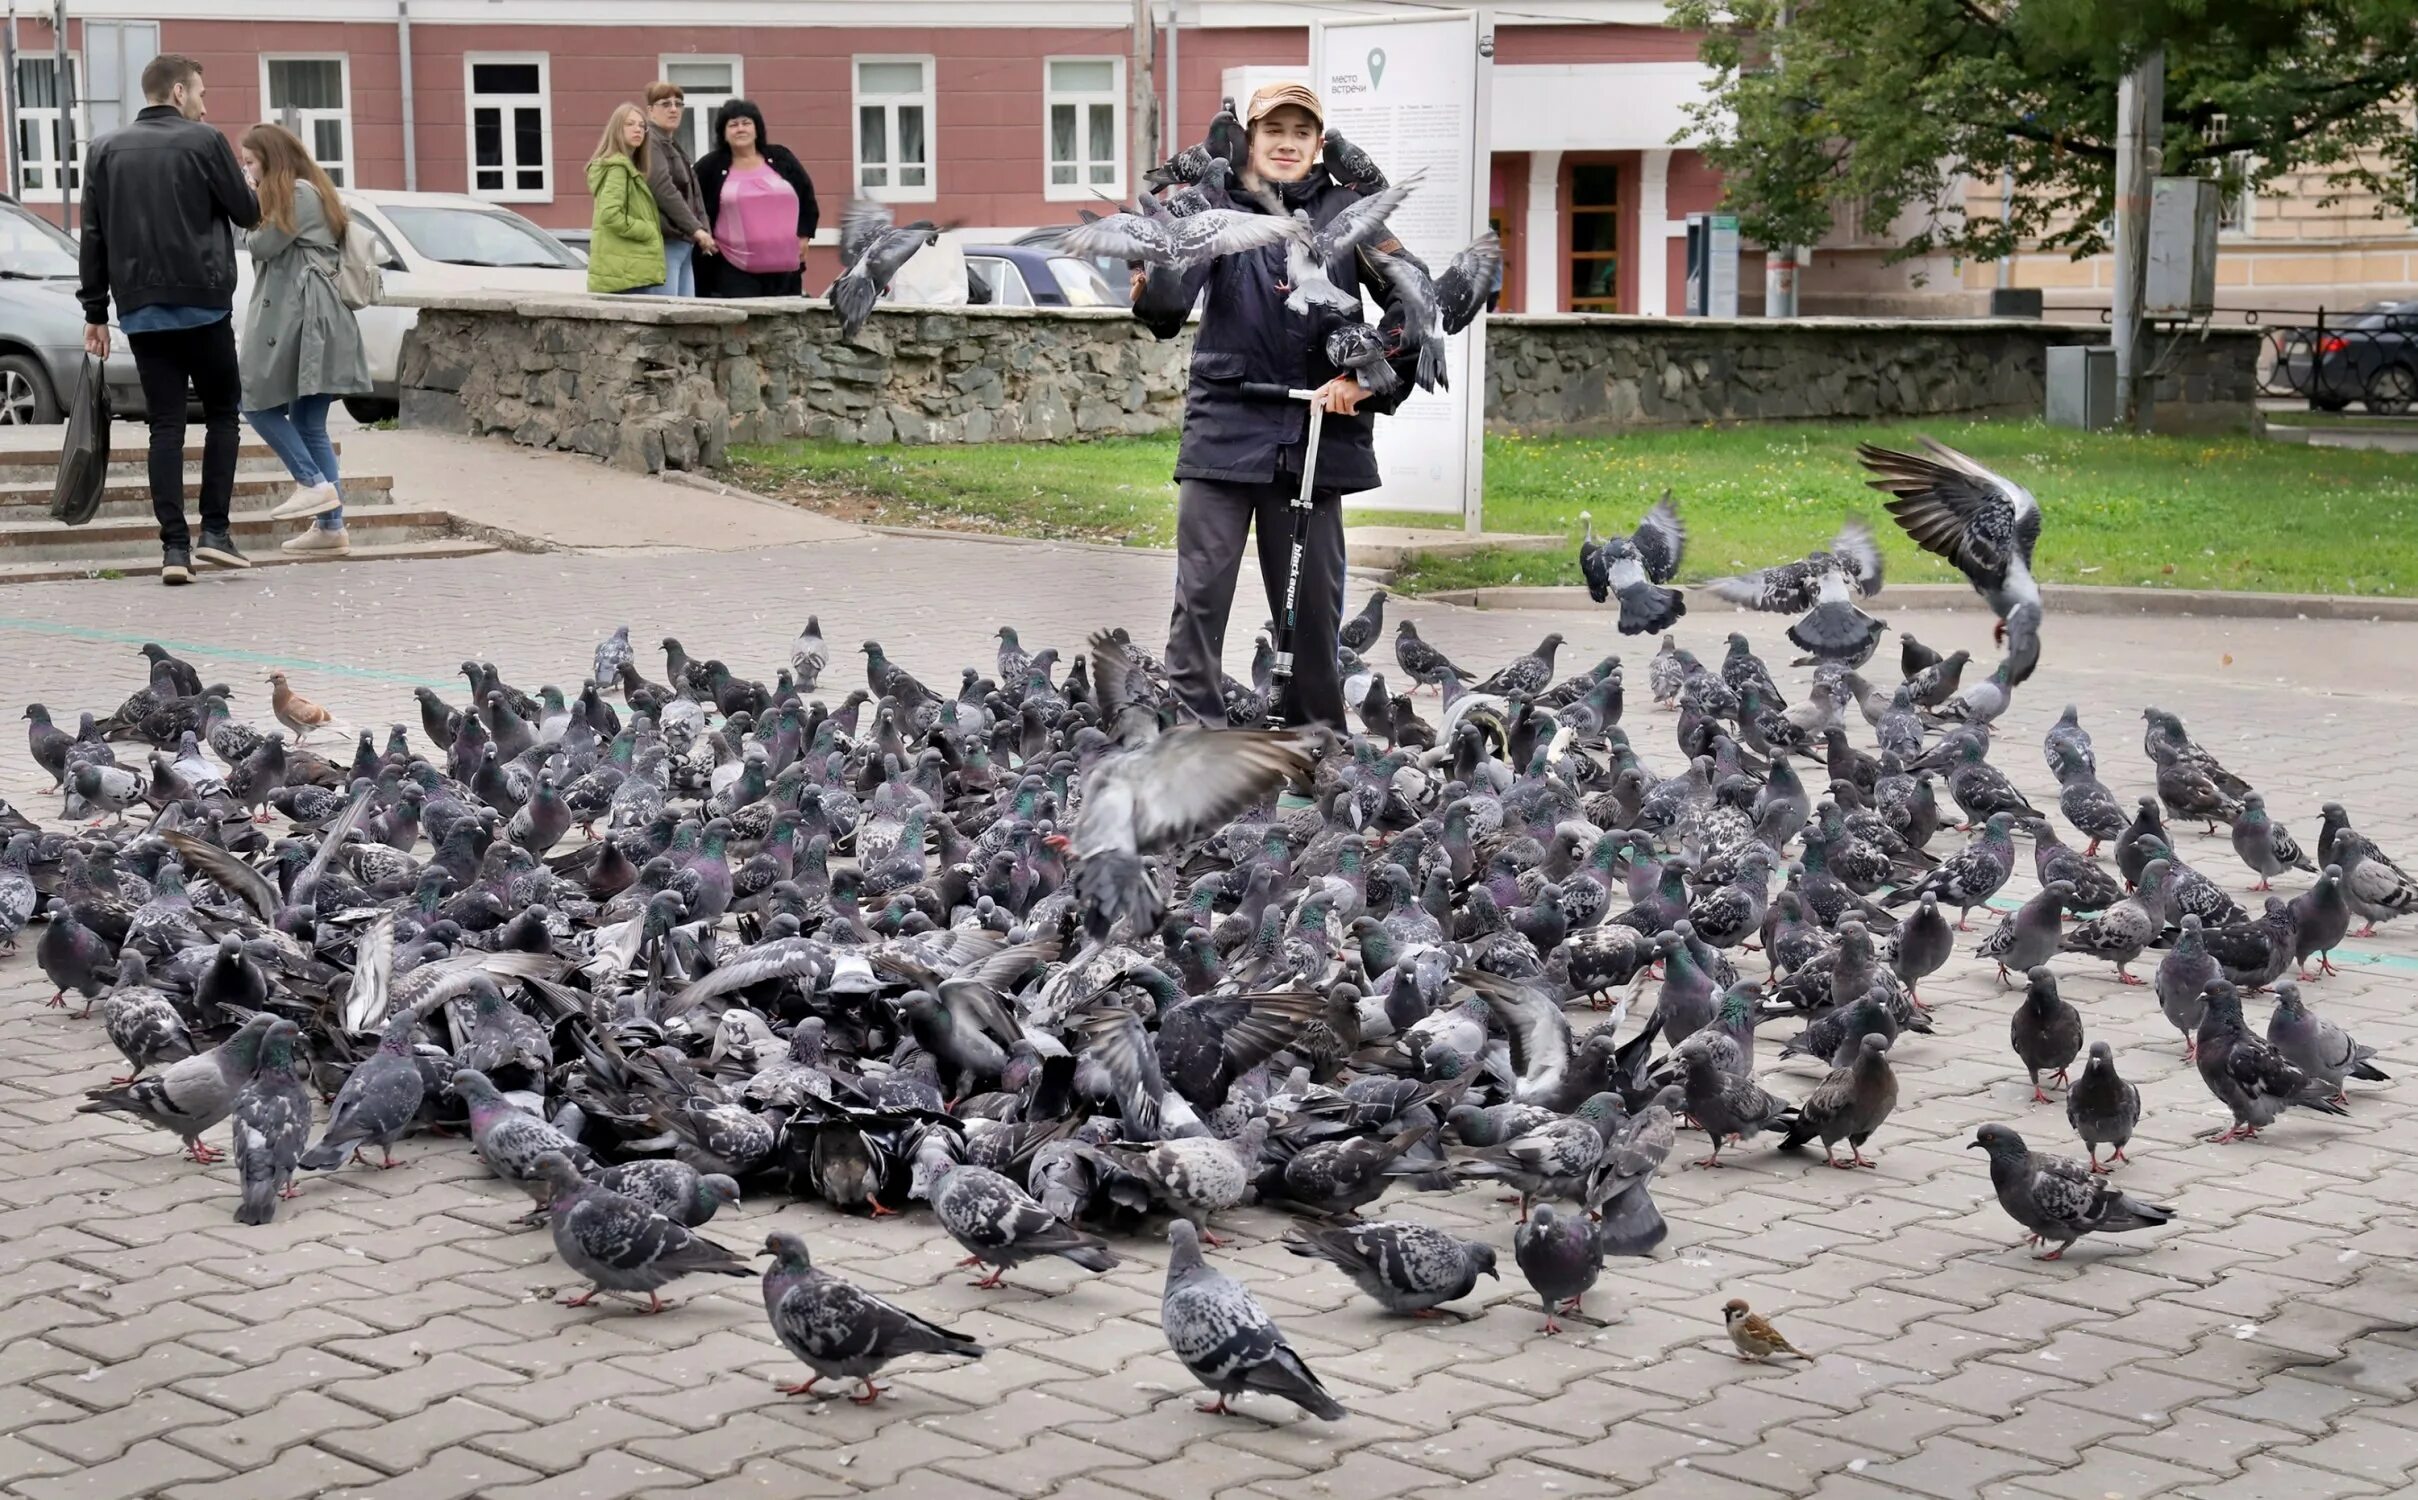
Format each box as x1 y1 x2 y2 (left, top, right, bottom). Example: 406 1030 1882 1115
1238 381 1325 731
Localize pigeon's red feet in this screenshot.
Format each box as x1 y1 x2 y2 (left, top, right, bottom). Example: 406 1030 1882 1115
2117 973 2145 986
104 1073 138 1088
1690 1153 1726 1169
778 1377 823 1396
2084 840 2100 858
639 1292 666 1315
1197 1396 1234 1415
1826 1155 1858 1170
184 1141 225 1165
866 1201 898 1218
559 1289 601 1307
849 1380 887 1404
1538 1315 1563 1335
46 992 66 1008
2035 1245 2067 1261
955 1254 983 1267
1851 1151 1878 1168
2356 924 2378 938
2030 1086 2052 1105
970 1267 1007 1289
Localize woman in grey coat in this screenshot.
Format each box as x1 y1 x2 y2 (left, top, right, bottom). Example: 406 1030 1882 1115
643 82 713 296
238 123 372 556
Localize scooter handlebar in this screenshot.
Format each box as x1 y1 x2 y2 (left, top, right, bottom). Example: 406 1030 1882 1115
1238 381 1318 402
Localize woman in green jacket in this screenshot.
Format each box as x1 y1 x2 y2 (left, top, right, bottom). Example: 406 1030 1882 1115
587 103 667 295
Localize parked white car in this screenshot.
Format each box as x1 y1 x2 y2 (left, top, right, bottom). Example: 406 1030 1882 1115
236 189 588 420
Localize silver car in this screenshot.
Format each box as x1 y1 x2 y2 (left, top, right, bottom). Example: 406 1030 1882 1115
0 192 143 421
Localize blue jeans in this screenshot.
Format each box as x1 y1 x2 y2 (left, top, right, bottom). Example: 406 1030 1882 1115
662 238 695 297
244 394 344 530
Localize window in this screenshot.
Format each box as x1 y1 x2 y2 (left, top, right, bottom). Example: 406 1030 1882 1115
381 204 583 270
1045 57 1122 201
465 54 550 201
854 56 933 202
262 56 352 186
1568 162 1619 312
658 56 740 161
2203 116 2253 235
15 56 84 197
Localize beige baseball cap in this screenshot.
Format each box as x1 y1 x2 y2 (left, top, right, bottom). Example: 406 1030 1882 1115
1246 81 1325 129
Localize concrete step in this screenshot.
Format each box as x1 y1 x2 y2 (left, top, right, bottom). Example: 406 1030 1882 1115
0 436 343 484
0 473 396 523
0 536 500 585
0 504 464 566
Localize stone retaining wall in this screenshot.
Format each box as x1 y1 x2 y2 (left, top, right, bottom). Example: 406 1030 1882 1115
395 294 2260 473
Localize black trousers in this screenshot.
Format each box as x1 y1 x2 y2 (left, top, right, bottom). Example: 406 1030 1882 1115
128 318 241 552
1165 477 1348 730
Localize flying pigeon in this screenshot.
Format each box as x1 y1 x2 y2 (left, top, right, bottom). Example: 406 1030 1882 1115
1858 436 2043 685
1704 519 1887 663
1577 496 1686 635
829 198 945 341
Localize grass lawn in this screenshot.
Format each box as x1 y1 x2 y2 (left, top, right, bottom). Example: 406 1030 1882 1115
727 418 2418 597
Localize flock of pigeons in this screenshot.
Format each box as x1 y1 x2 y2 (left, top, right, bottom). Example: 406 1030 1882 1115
7 428 2401 1418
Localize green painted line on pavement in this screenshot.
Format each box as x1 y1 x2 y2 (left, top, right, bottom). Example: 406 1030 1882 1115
0 616 447 689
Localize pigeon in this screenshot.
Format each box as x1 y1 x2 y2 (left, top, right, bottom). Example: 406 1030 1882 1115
1068 631 1322 943
1889 893 1954 1003
267 671 334 743
2065 1040 2140 1173
1144 109 1244 189
593 624 634 690
1101 1125 1262 1246
531 1152 751 1313
1283 1221 1498 1318
1722 1299 1810 1361
1160 1220 1346 1420
1065 199 1296 272
926 1159 1118 1288
1885 811 2016 927
1673 1038 1798 1168
1393 619 1474 693
760 1230 984 1403
454 1068 595 1212
95 954 196 1085
597 1160 743 1228
2194 981 2350 1142
1858 437 2043 685
1969 1124 2172 1259
1280 1122 1433 1218
2058 864 2164 985
37 907 113 1012
2155 915 2220 1059
2331 830 2418 935
1258 175 1420 318
1471 633 1565 699
230 1019 312 1224
68 761 146 827
829 198 946 340
1514 1204 1604 1333
300 1010 432 1172
790 615 828 692
1449 1099 1616 1218
1325 320 1401 396
1977 880 2069 985
1321 123 1389 194
1704 520 1887 663
1432 228 1503 335
2231 793 2314 891
1339 590 1389 653
2010 967 2084 1104
2288 866 2351 979
76 1014 278 1165
0 834 35 952
1777 1032 1899 1168
2265 981 2387 1105
1577 497 1687 635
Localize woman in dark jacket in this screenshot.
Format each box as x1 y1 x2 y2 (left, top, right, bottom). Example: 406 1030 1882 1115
1133 82 1417 730
692 98 820 298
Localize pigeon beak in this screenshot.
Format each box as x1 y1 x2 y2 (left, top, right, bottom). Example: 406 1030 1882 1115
1964 1139 1984 1151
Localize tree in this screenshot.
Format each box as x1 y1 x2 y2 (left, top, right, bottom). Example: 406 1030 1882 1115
1666 0 2418 264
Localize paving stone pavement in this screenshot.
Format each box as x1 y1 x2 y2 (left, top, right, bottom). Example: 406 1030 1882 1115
6 532 2418 1500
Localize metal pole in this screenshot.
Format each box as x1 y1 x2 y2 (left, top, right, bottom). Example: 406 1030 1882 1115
1995 165 2014 290
1162 1 1177 160
397 0 417 191
51 0 68 230
1131 0 1155 185
1762 1 1798 317
3 4 20 200
2112 45 2165 431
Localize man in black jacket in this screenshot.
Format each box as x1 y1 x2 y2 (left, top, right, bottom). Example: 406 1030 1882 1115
1132 82 1417 730
77 53 258 585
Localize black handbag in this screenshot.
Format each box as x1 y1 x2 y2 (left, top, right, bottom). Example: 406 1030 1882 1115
50 354 111 526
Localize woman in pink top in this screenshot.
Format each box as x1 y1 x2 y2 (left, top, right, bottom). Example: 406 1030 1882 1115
693 98 819 297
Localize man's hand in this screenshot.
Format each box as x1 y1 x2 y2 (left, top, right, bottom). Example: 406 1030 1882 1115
1310 375 1367 416
83 324 109 359
1130 268 1149 302
693 229 717 254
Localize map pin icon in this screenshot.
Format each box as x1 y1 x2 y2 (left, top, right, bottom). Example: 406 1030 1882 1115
1367 48 1387 88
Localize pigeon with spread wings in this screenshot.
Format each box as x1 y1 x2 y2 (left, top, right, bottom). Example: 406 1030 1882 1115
1704 519 1888 663
828 199 944 341
1857 437 2043 685
1061 631 1324 943
1578 493 1687 635
1059 197 1299 274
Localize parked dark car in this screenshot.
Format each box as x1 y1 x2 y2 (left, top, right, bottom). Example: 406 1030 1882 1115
966 242 1127 308
0 193 145 421
2279 299 2418 414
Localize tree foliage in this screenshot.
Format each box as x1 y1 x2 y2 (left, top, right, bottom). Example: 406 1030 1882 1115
1666 0 2418 262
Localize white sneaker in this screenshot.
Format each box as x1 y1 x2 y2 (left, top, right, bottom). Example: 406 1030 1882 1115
269 483 342 520
281 525 350 556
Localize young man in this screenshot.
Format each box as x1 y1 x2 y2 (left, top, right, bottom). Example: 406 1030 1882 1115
76 53 259 584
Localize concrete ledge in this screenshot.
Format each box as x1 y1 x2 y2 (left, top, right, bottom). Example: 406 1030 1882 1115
1343 527 1561 568
1419 580 2418 621
385 290 1136 324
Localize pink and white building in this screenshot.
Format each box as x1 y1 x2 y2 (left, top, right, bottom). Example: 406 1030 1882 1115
4 0 1754 311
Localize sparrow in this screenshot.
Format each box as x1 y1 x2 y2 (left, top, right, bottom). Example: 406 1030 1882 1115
1721 1298 1809 1362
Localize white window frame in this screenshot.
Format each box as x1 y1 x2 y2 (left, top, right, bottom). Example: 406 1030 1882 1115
656 54 741 162
260 53 354 187
1043 55 1125 203
463 52 552 203
14 53 85 199
852 54 936 205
